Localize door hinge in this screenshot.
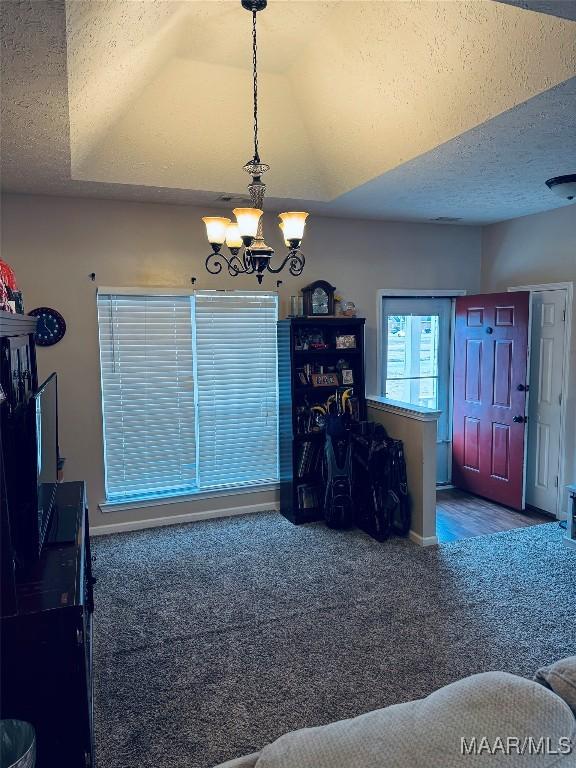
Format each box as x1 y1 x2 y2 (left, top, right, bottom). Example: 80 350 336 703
554 476 559 488
562 309 566 322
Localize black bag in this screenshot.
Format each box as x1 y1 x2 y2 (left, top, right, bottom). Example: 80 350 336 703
388 441 410 536
350 422 411 541
323 423 354 529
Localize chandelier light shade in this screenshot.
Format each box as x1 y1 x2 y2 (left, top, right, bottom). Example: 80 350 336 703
232 208 263 241
202 0 309 284
225 223 243 252
202 217 231 248
278 212 308 246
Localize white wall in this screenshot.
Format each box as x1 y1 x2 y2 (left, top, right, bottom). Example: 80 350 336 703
481 204 576 500
1 193 481 527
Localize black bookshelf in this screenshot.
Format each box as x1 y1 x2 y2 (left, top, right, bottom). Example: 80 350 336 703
278 316 366 524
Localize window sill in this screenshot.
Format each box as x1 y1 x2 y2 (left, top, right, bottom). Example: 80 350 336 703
366 395 441 422
99 481 279 514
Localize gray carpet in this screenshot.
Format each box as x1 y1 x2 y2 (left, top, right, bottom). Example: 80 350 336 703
92 513 575 768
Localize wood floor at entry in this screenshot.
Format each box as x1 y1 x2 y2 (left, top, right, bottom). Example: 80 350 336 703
436 489 552 543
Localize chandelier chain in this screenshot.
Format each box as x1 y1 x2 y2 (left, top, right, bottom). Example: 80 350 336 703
252 10 259 163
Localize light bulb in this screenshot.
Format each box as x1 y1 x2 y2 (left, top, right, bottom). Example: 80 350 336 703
225 223 243 250
278 212 308 245
233 208 263 241
202 217 230 246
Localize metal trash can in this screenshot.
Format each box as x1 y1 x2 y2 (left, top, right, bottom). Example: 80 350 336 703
0 720 36 768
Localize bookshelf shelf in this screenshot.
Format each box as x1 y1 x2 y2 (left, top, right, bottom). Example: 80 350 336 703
277 316 366 524
295 385 341 395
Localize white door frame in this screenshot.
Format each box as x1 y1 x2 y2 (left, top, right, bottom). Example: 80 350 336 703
376 289 467 485
508 282 574 518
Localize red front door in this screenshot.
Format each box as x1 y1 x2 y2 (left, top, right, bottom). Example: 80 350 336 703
452 292 530 510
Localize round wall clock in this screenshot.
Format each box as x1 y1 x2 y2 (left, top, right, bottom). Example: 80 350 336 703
28 307 67 347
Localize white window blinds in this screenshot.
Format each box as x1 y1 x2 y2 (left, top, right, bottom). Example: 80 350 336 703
193 291 279 489
97 293 196 502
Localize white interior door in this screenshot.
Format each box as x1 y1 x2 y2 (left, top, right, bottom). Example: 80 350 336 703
526 289 567 515
381 297 452 483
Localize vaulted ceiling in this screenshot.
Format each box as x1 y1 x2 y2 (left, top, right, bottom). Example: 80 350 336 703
1 0 575 224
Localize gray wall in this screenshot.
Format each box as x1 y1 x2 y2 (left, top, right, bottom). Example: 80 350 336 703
481 205 575 290
1 193 482 526
481 204 576 494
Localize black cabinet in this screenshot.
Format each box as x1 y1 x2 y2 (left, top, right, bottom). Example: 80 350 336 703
1 311 38 613
0 482 95 768
278 316 366 524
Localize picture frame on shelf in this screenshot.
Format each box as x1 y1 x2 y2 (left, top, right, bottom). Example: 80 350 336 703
310 372 339 387
341 369 354 385
335 334 356 349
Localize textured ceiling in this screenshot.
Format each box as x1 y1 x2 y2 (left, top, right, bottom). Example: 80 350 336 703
496 0 576 21
1 0 575 224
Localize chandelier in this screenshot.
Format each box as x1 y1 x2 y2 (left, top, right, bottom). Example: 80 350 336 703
202 0 308 284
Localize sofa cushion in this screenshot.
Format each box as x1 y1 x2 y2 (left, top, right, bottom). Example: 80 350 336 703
535 657 576 717
251 672 575 768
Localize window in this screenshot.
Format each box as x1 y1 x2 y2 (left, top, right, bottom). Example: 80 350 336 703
384 313 440 409
97 290 279 504
97 293 196 503
381 297 451 414
381 296 452 483
194 292 279 489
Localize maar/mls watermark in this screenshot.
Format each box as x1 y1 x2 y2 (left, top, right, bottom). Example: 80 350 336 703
460 736 573 756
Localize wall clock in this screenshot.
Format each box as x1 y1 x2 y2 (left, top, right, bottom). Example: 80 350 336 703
302 280 335 317
28 307 66 347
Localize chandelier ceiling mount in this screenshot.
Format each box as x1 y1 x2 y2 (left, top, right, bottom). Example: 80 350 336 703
241 0 267 12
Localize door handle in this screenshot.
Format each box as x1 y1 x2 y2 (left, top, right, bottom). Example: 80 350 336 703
516 384 529 392
513 415 528 423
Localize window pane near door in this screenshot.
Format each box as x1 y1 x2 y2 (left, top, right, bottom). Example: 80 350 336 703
385 315 439 409
381 296 452 484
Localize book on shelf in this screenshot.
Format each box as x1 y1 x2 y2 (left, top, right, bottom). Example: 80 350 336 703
296 441 323 478
296 368 308 385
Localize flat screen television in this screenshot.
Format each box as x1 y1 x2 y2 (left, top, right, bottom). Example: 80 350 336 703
30 372 59 557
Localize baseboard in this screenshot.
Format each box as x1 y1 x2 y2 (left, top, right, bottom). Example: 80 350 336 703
90 502 279 536
409 530 439 547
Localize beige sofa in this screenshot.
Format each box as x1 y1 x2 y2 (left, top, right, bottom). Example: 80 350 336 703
215 658 576 768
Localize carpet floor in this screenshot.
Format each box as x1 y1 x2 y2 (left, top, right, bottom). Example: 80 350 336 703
92 513 575 768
